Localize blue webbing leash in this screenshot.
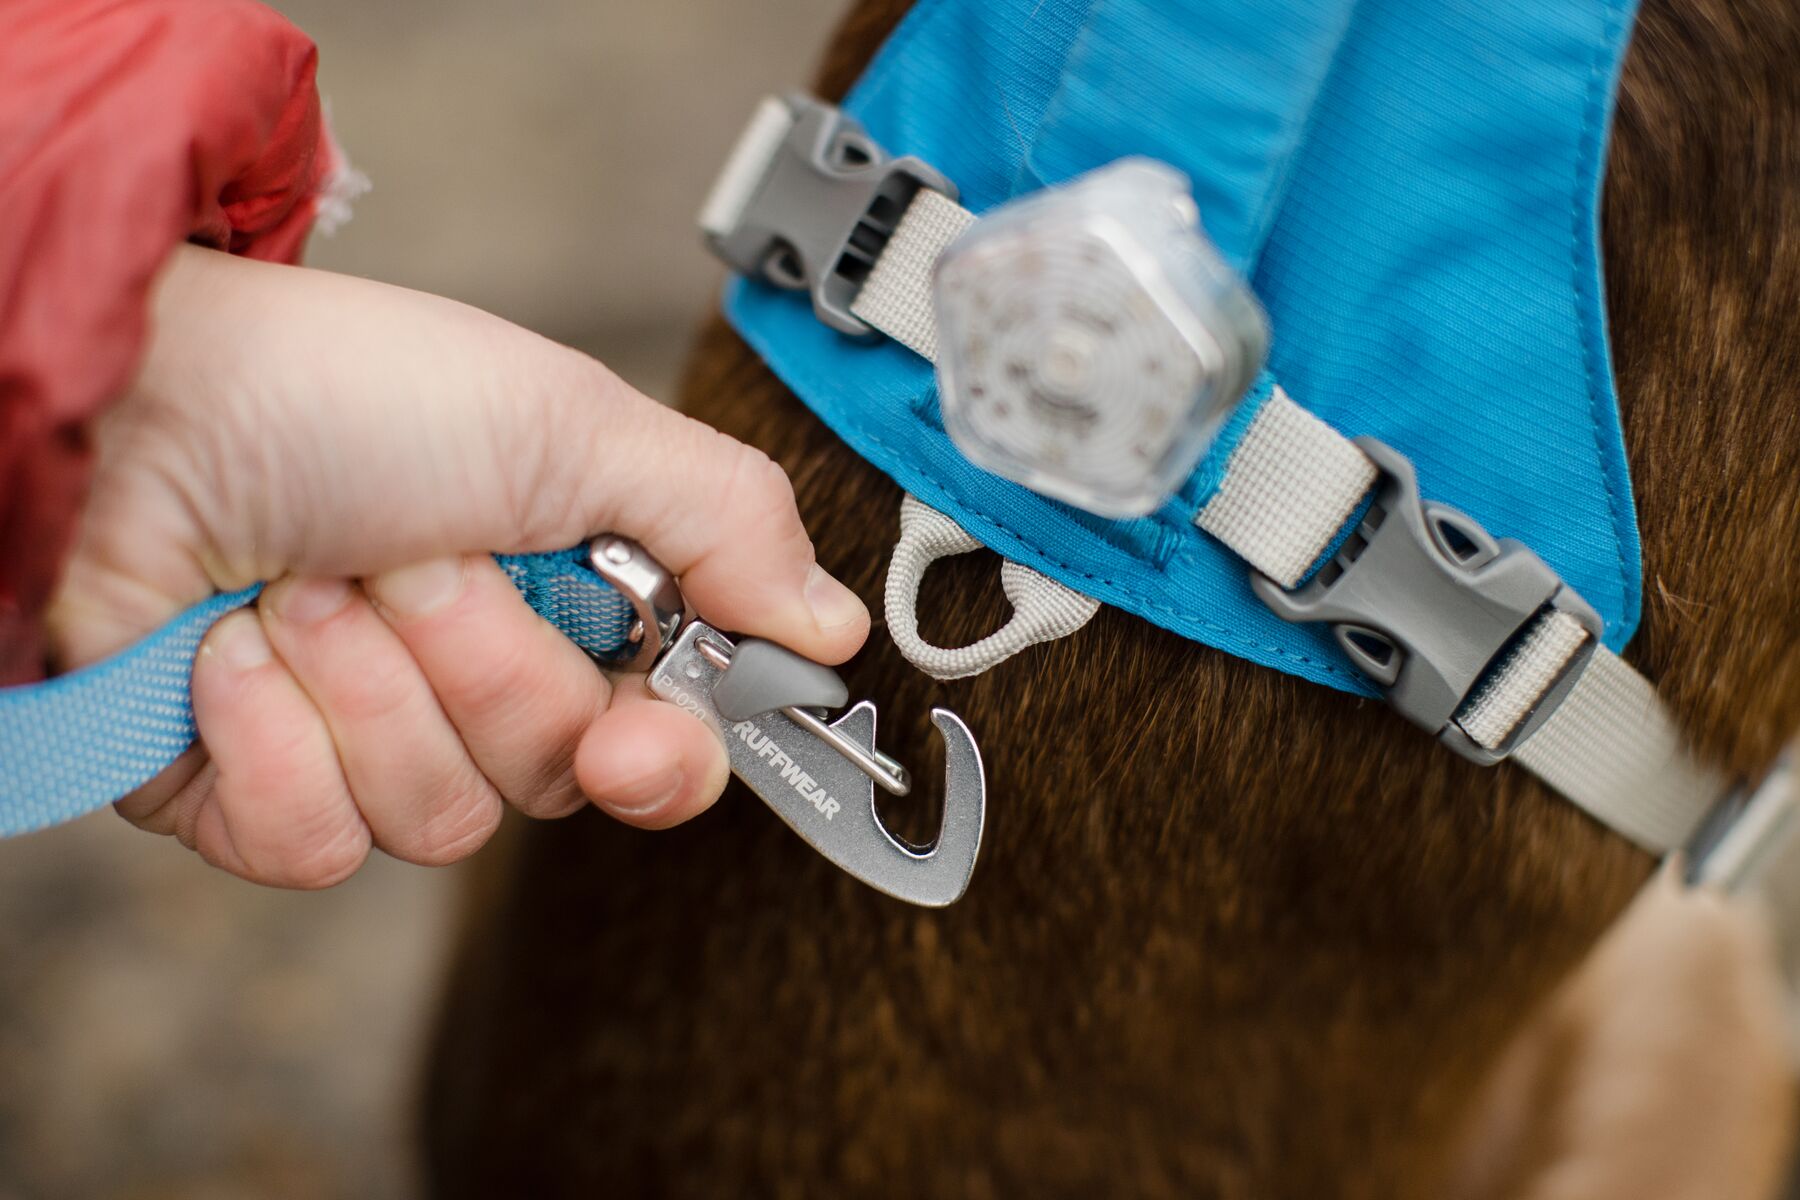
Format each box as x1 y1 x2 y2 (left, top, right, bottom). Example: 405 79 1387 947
0 546 633 837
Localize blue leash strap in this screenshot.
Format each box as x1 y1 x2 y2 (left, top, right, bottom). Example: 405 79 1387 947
0 546 633 838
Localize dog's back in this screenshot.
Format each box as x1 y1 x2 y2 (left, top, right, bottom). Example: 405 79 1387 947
421 1 1800 1194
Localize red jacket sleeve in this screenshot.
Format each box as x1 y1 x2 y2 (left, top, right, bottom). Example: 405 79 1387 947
0 0 335 683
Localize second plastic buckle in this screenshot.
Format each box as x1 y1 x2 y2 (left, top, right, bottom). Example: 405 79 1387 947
698 94 956 336
1252 438 1603 764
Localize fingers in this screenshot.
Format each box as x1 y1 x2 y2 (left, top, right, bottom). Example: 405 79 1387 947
115 744 208 829
555 375 870 666
122 555 740 882
574 675 732 829
366 554 730 825
126 580 514 878
366 554 618 819
260 576 503 866
186 611 372 888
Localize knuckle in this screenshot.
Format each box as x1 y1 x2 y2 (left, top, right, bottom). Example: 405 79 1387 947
226 782 370 889
509 758 587 819
214 676 328 770
708 440 819 581
322 664 420 728
440 632 538 721
718 441 799 525
439 619 599 755
514 351 635 543
399 782 503 866
272 819 371 889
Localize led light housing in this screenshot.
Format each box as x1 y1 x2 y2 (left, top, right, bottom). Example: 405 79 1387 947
932 159 1268 518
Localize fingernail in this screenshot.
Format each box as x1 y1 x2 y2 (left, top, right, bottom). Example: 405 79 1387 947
605 768 685 817
208 611 271 671
270 576 351 625
369 557 465 617
805 564 866 632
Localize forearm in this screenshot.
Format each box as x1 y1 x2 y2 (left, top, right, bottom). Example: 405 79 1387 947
0 0 333 682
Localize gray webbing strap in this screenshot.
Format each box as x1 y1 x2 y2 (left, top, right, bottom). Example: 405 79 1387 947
1513 646 1727 849
1195 389 1379 587
885 496 1101 680
1457 609 1591 748
850 189 974 360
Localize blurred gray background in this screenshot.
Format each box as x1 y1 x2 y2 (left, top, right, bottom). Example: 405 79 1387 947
0 2 847 1197
9 5 1795 1199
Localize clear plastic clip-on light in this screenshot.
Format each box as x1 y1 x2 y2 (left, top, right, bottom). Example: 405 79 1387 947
587 535 986 908
932 159 1270 518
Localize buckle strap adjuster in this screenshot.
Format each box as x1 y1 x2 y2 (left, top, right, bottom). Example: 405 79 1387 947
1252 437 1603 764
698 94 956 337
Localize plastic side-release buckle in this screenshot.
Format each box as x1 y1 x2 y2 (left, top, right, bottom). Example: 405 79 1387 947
698 94 957 337
1251 438 1603 764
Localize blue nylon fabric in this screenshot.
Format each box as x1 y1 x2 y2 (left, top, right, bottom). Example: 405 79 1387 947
0 548 632 837
724 0 1643 695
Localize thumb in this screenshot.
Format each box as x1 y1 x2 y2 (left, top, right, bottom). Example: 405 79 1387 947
548 370 870 664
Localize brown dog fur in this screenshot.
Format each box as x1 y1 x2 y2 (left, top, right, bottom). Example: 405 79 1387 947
420 0 1800 1195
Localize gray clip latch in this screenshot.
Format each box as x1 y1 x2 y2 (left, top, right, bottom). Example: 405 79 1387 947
698 93 957 336
587 534 986 907
1252 438 1603 764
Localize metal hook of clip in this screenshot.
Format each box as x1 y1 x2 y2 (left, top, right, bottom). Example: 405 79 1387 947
588 536 987 907
589 535 687 672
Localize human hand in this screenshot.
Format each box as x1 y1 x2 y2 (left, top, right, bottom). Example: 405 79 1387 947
47 245 870 887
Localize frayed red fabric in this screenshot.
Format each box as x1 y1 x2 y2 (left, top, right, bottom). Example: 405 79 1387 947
0 0 332 683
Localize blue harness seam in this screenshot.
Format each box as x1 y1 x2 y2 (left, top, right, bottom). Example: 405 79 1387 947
1569 0 1643 645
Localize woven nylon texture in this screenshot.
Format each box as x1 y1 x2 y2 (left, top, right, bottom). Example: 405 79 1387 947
850 188 976 359
0 547 632 836
1456 609 1591 750
723 0 1643 696
885 495 1101 680
1194 389 1379 588
1514 647 1726 851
